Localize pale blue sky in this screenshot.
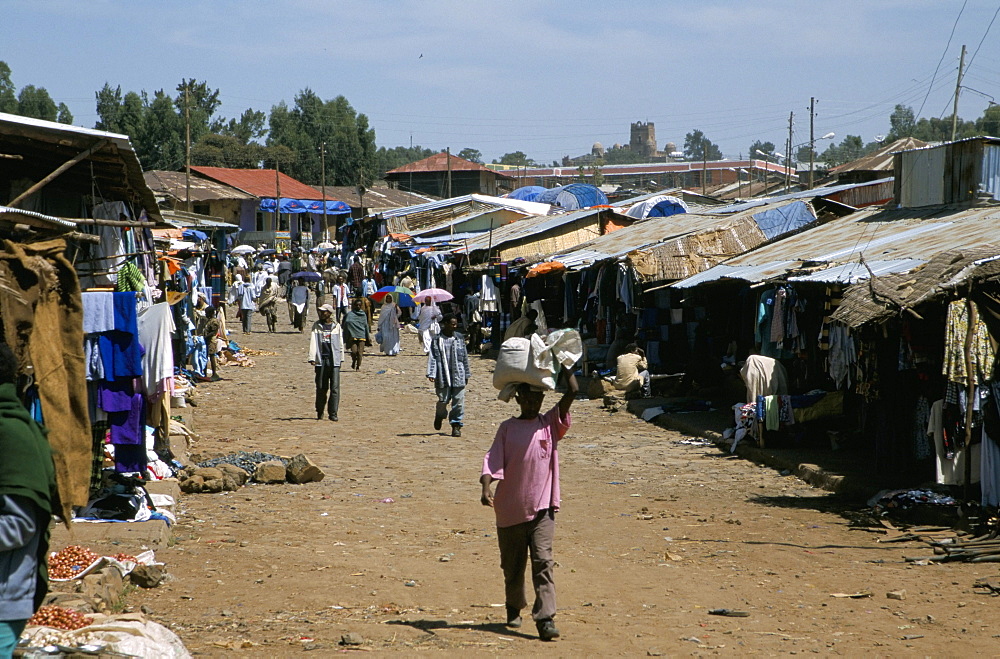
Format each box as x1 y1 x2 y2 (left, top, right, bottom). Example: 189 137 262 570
4 0 999 163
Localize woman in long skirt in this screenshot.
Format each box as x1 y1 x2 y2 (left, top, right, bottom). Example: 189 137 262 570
377 294 401 356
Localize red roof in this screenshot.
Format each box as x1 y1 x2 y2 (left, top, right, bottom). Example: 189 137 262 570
385 152 513 177
191 166 337 200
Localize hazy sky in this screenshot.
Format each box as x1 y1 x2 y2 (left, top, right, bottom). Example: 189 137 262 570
5 1 1000 164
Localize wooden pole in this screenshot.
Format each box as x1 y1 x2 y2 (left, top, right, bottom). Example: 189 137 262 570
320 142 327 241
952 45 967 141
809 97 815 190
184 81 192 212
446 147 452 198
274 161 282 243
7 139 109 208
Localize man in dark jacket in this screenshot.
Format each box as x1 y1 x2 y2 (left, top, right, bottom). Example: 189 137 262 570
0 342 56 654
426 314 470 437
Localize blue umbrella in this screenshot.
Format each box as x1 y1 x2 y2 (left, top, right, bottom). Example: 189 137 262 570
291 271 323 282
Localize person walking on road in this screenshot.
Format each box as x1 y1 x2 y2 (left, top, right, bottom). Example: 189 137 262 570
289 278 310 333
427 314 470 437
377 294 401 356
228 274 257 334
479 368 579 642
331 275 350 324
308 304 344 421
257 276 280 333
416 300 443 354
0 343 57 656
344 298 371 371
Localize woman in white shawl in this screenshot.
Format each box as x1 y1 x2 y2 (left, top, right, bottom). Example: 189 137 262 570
377 294 401 356
289 278 310 333
256 276 280 333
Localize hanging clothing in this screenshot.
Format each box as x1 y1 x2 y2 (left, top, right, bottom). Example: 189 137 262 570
480 274 499 312
137 302 176 398
943 299 995 385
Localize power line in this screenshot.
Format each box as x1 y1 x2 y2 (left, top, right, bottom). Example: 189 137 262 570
916 0 966 119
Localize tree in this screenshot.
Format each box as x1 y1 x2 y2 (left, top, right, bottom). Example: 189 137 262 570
457 148 482 164
495 151 535 166
683 129 722 160
886 104 916 142
375 145 436 177
978 104 1000 137
266 89 377 187
0 62 17 114
56 102 72 124
603 145 648 165
191 133 264 168
219 108 266 144
17 85 58 121
748 140 776 160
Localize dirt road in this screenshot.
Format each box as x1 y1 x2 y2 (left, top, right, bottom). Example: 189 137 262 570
128 312 998 655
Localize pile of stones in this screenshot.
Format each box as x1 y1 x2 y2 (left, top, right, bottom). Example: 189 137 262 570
178 453 324 493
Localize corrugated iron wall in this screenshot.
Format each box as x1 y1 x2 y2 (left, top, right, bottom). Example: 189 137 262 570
896 139 999 207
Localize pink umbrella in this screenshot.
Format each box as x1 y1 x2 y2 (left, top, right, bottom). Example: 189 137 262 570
412 287 453 304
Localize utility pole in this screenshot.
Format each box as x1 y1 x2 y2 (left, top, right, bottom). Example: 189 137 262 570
320 142 328 241
184 81 191 212
446 147 452 198
808 97 816 190
786 111 794 194
701 137 707 195
274 159 281 240
951 44 967 141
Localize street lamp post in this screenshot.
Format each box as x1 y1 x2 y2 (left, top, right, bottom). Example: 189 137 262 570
809 132 835 189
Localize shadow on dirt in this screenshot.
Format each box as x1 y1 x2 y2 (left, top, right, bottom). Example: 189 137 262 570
384 618 536 641
275 416 320 421
396 432 444 437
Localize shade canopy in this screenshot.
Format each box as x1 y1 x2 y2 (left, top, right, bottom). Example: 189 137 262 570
506 186 547 202
259 198 352 214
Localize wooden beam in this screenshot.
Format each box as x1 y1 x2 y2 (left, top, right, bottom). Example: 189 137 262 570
7 139 109 208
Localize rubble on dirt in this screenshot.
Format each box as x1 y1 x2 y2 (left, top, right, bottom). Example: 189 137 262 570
180 451 324 491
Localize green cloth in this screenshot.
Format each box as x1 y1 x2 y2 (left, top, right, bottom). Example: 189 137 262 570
343 310 370 341
0 382 56 610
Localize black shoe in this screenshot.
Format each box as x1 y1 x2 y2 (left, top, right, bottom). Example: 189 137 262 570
451 425 462 437
434 412 444 431
316 412 323 420
505 606 522 628
329 414 338 422
536 618 559 641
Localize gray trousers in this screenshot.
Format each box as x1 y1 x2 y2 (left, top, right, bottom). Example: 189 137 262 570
496 508 556 621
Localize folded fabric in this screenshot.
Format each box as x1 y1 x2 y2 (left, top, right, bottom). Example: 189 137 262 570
112 291 138 335
108 393 144 445
82 292 115 334
99 330 143 380
97 379 135 413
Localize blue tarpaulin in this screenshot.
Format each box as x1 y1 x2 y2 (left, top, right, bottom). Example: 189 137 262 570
259 198 352 214
182 228 208 242
507 186 547 202
534 184 608 210
751 201 816 240
647 199 688 218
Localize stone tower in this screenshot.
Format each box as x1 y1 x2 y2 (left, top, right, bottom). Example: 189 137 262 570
629 122 658 159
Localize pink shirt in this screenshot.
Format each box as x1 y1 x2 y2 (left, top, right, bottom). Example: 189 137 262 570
482 405 571 528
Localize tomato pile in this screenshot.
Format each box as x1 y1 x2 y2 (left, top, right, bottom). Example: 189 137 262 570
48 545 100 579
111 552 138 563
27 605 92 630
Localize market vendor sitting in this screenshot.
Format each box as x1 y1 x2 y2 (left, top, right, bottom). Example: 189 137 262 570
613 343 650 398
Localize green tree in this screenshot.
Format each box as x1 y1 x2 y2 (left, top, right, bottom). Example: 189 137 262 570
886 104 916 142
219 108 267 144
495 151 535 166
603 145 647 165
56 102 72 124
457 148 482 163
191 133 264 168
683 129 722 160
17 85 58 121
375 145 436 177
978 104 1000 137
266 89 377 186
748 140 776 160
0 62 17 114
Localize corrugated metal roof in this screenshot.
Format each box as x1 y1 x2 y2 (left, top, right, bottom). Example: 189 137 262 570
703 177 893 214
672 201 1000 288
672 261 800 288
455 208 606 254
0 112 161 221
375 194 548 220
190 166 339 200
386 152 514 177
161 209 240 232
610 188 683 207
411 231 485 245
145 170 256 202
408 207 529 237
550 198 812 268
307 184 433 210
832 138 928 173
787 259 926 283
0 205 77 231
